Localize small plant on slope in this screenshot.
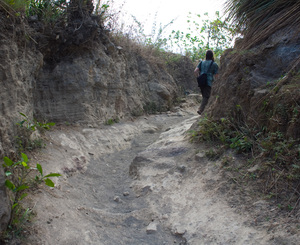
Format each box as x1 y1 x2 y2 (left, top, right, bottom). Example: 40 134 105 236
16 112 55 152
2 152 61 239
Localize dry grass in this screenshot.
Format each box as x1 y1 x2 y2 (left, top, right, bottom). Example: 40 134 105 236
111 33 170 70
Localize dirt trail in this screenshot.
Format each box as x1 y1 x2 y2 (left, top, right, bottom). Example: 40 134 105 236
23 96 297 245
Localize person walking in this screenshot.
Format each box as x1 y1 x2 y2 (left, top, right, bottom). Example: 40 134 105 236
194 50 219 115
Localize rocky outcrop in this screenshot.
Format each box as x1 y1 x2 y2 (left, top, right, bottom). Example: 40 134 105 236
34 43 185 125
165 55 196 93
0 39 43 156
208 27 300 138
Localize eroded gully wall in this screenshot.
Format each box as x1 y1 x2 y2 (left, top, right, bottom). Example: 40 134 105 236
0 35 43 231
0 32 195 231
34 42 195 125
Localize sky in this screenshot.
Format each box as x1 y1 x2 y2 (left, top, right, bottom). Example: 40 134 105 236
118 0 227 35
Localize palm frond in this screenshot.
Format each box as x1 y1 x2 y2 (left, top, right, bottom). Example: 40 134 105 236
225 0 300 48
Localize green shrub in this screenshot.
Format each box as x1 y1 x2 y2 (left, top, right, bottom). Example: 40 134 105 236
27 0 66 22
2 153 61 239
15 113 55 153
105 117 119 126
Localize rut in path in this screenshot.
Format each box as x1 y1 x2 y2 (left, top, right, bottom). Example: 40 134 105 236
23 103 296 245
25 110 193 245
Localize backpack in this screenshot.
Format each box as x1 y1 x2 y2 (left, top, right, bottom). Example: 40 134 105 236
197 61 214 87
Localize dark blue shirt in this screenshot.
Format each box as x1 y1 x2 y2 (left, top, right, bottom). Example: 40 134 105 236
197 60 219 86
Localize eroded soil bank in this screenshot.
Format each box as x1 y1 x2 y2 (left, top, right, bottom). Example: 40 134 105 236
18 97 299 245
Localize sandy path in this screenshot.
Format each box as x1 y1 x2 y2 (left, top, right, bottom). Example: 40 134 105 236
21 98 296 245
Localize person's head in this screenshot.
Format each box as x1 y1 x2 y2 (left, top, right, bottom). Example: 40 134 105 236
205 50 214 61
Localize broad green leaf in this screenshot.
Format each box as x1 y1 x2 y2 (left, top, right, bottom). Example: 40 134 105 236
47 122 56 127
16 185 29 192
36 163 43 176
21 153 28 163
21 161 28 168
18 193 28 201
12 203 19 209
44 173 61 178
44 178 55 187
5 180 15 191
4 157 14 166
5 171 12 176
